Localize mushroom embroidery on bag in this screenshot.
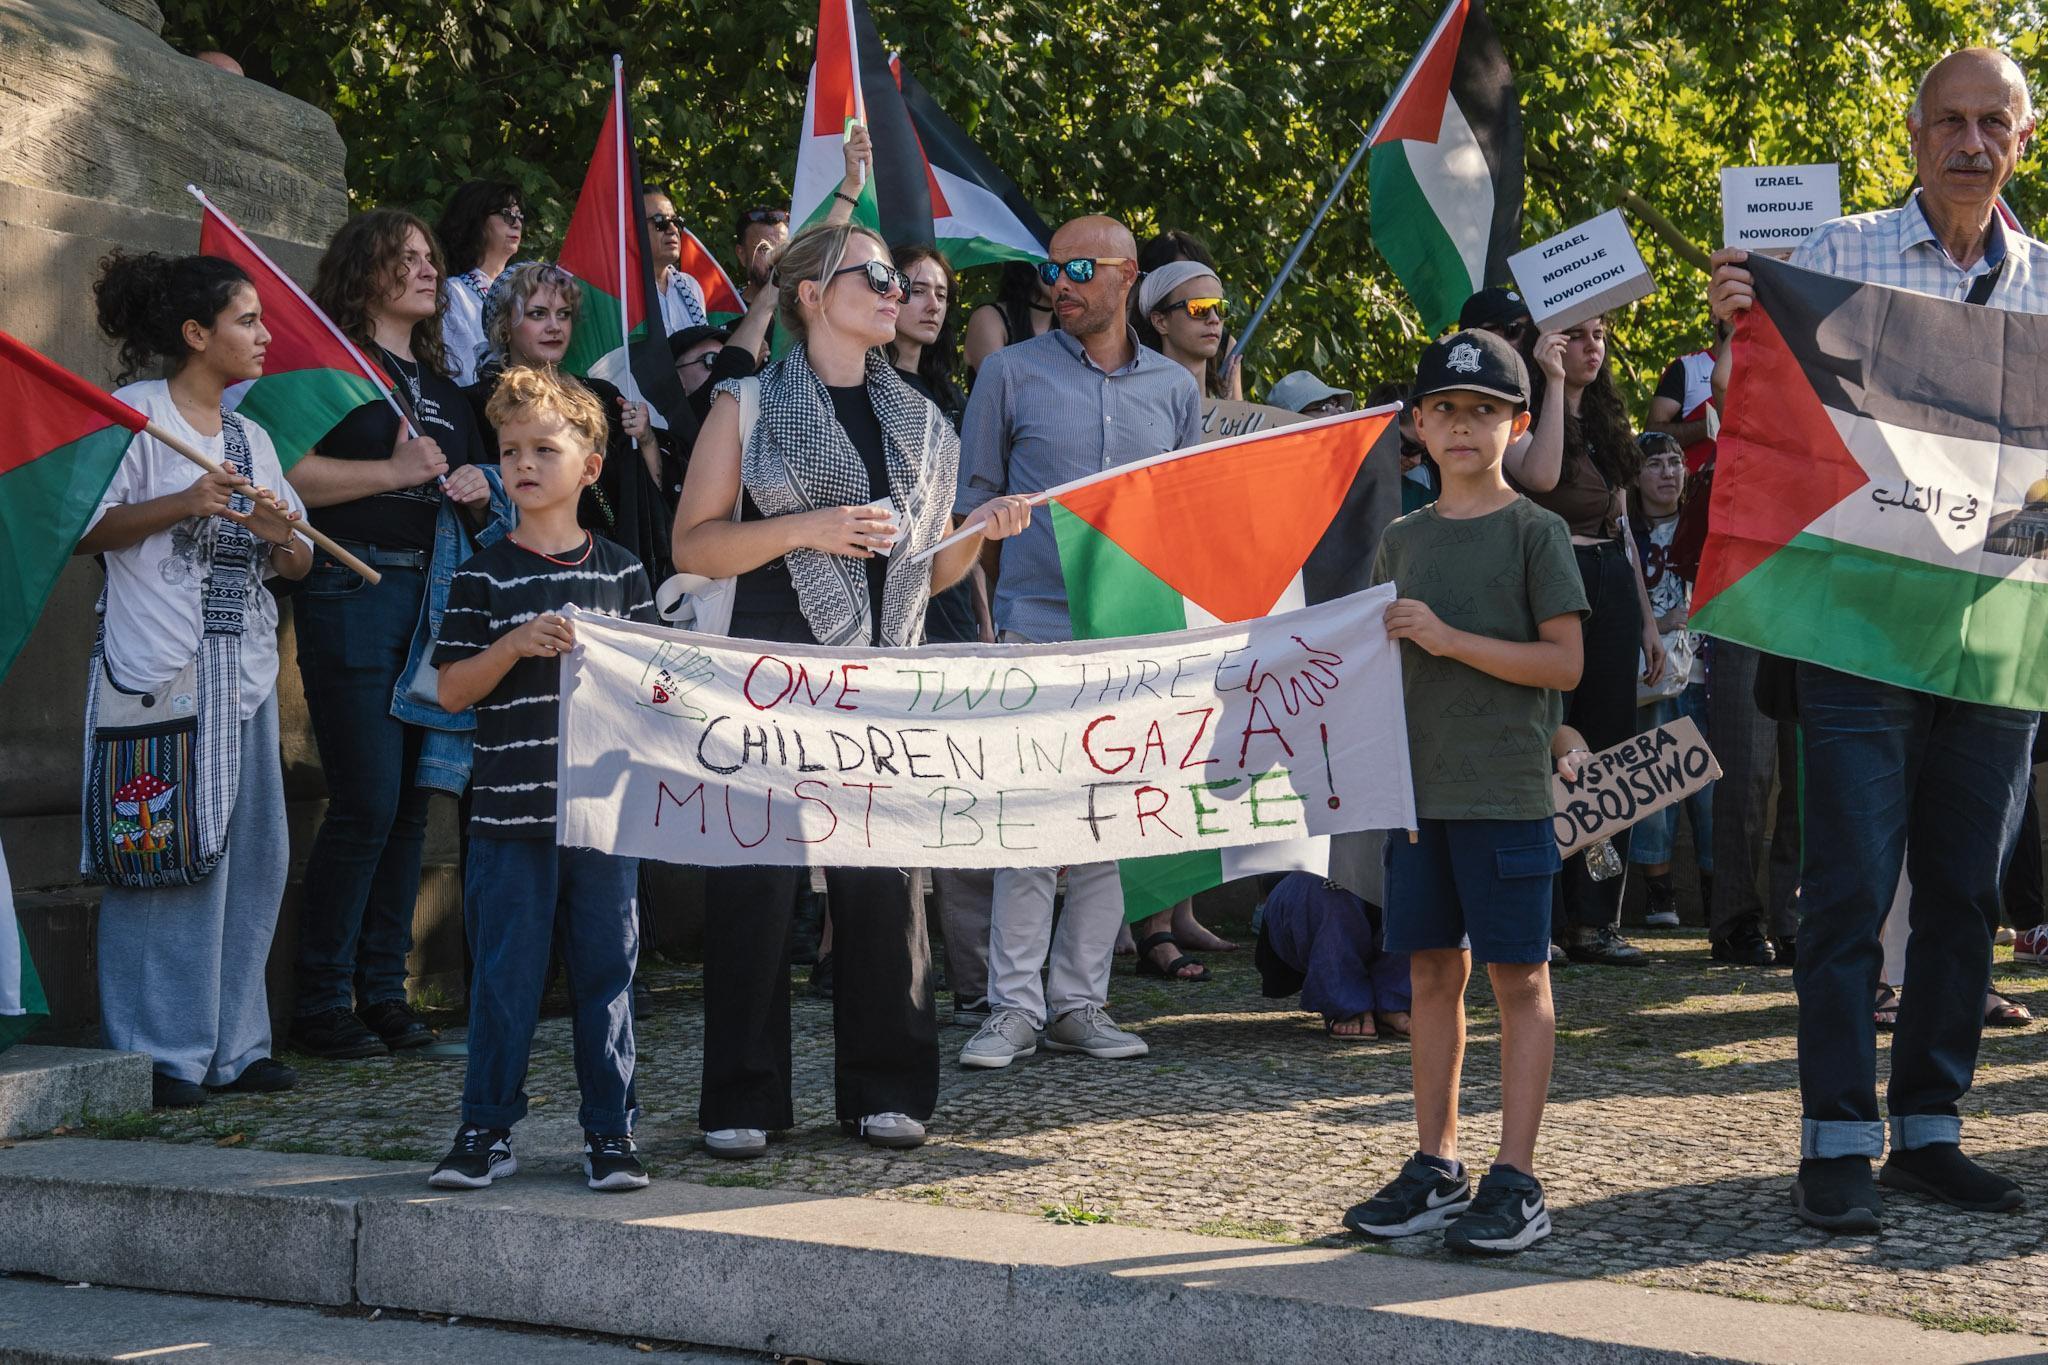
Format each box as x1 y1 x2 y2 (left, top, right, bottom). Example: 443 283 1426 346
110 773 178 856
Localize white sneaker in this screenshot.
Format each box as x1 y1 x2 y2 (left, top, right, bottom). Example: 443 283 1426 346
702 1127 768 1159
1043 1005 1149 1059
959 1007 1041 1069
846 1112 926 1149
1644 905 1681 928
1995 925 2017 947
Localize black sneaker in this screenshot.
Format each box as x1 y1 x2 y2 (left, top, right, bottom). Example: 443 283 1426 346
1711 931 1776 966
1342 1153 1472 1238
1879 1144 2024 1213
151 1073 207 1109
808 951 836 1000
952 995 992 1028
1444 1166 1552 1255
358 1000 436 1051
428 1126 516 1189
1772 936 1798 968
1564 925 1646 966
1792 1156 1882 1232
206 1058 298 1094
291 1007 388 1059
583 1132 651 1191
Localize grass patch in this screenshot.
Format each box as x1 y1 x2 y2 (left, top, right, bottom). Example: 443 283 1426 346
359 1143 436 1163
81 1110 169 1141
1192 1216 1297 1242
1679 1048 1742 1069
898 1186 951 1205
1907 1307 2022 1336
700 1169 774 1188
1040 1201 1115 1225
267 1138 334 1155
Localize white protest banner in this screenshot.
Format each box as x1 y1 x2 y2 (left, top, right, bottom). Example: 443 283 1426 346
1720 164 1841 251
1551 716 1721 857
1199 399 1308 440
556 587 1415 869
1507 208 1656 332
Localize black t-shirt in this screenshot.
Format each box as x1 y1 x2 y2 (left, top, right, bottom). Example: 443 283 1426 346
309 347 486 552
1654 359 1687 406
431 533 657 837
896 366 978 644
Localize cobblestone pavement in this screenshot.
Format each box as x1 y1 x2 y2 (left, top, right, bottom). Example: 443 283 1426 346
82 927 2048 1340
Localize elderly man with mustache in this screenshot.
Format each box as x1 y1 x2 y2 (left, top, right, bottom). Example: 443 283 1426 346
1709 46 2044 1234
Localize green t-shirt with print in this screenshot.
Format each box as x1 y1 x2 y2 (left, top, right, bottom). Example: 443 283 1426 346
1371 496 1589 820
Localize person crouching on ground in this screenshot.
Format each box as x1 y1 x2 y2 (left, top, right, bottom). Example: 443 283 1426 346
1343 330 1587 1255
426 367 660 1193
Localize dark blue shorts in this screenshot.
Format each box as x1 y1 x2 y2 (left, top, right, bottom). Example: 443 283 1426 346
1384 817 1560 964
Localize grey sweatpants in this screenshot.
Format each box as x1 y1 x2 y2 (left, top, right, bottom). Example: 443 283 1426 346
98 695 288 1085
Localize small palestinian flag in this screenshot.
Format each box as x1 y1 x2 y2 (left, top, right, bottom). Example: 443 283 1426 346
1050 407 1398 919
789 0 932 247
681 225 746 325
559 55 694 439
0 330 147 684
1366 0 1523 334
893 57 1050 270
1693 254 2048 710
192 188 396 466
1 837 47 1053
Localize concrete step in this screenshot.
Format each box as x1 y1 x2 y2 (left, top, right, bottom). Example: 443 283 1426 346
0 1137 2039 1365
0 1046 149 1139
0 1274 756 1363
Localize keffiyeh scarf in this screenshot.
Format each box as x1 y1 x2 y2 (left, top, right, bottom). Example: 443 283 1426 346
717 344 958 647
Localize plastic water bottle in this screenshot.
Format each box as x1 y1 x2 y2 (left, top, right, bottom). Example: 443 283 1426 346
1584 837 1624 881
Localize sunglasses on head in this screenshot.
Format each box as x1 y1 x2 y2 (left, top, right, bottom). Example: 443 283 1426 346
646 214 684 232
830 259 911 299
742 208 790 226
1036 257 1132 286
1162 296 1226 322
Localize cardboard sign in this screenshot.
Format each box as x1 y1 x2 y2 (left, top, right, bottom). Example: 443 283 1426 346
1721 164 1840 251
1550 716 1721 856
1199 399 1309 440
1506 209 1656 332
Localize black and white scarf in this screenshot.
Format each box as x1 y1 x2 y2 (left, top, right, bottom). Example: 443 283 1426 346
721 344 958 647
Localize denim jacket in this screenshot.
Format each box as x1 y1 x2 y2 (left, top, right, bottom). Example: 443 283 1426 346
392 465 516 795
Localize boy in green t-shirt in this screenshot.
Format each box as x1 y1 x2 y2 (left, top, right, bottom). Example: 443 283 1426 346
1344 329 1589 1255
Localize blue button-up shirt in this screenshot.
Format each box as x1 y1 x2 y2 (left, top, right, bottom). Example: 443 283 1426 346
955 326 1202 641
1788 188 2048 311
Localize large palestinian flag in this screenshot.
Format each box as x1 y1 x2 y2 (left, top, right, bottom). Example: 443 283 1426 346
1693 254 2048 710
790 0 932 247
1 836 46 1053
1050 407 1399 918
192 189 396 466
893 58 1050 270
1366 0 1522 334
0 329 146 683
559 55 694 441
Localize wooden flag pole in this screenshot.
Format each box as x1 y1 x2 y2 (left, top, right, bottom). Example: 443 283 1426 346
142 420 381 585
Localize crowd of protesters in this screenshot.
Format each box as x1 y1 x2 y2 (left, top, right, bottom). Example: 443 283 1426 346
54 42 2043 1249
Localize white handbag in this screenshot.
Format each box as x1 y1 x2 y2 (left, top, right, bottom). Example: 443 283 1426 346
655 376 759 635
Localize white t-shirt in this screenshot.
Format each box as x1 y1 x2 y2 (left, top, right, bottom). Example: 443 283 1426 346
657 267 709 335
89 382 306 720
441 271 493 387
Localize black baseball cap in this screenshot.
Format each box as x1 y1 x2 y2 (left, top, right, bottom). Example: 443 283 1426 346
1457 284 1532 332
667 324 731 359
1412 329 1530 405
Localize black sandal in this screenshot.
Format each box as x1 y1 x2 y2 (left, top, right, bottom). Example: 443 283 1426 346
1133 930 1210 982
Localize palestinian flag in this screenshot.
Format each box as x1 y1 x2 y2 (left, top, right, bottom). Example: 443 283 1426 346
0 329 146 683
192 188 396 466
681 226 746 325
1693 254 2048 710
1366 0 1522 334
1 837 46 1053
789 0 932 247
559 55 694 438
893 57 1050 270
1051 407 1398 919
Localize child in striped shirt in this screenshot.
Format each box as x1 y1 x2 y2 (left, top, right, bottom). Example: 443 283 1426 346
426 366 659 1193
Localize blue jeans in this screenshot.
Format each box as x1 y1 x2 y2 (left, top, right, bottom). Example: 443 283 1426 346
463 837 639 1134
293 562 432 1018
1629 684 1715 869
1794 663 2037 1158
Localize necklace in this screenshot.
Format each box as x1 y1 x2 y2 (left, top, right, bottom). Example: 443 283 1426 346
513 529 594 566
379 344 423 407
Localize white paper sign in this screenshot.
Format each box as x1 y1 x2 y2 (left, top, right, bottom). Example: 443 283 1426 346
556 588 1416 868
1507 208 1656 332
1721 164 1841 250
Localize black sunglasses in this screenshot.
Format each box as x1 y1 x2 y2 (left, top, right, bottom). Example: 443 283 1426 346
830 259 911 298
675 352 720 372
1036 257 1133 286
741 208 790 226
493 207 525 227
646 214 685 232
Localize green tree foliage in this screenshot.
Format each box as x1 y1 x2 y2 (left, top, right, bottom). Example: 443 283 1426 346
161 0 2034 409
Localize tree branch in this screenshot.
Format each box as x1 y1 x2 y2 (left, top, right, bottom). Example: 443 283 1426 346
1620 190 1712 274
